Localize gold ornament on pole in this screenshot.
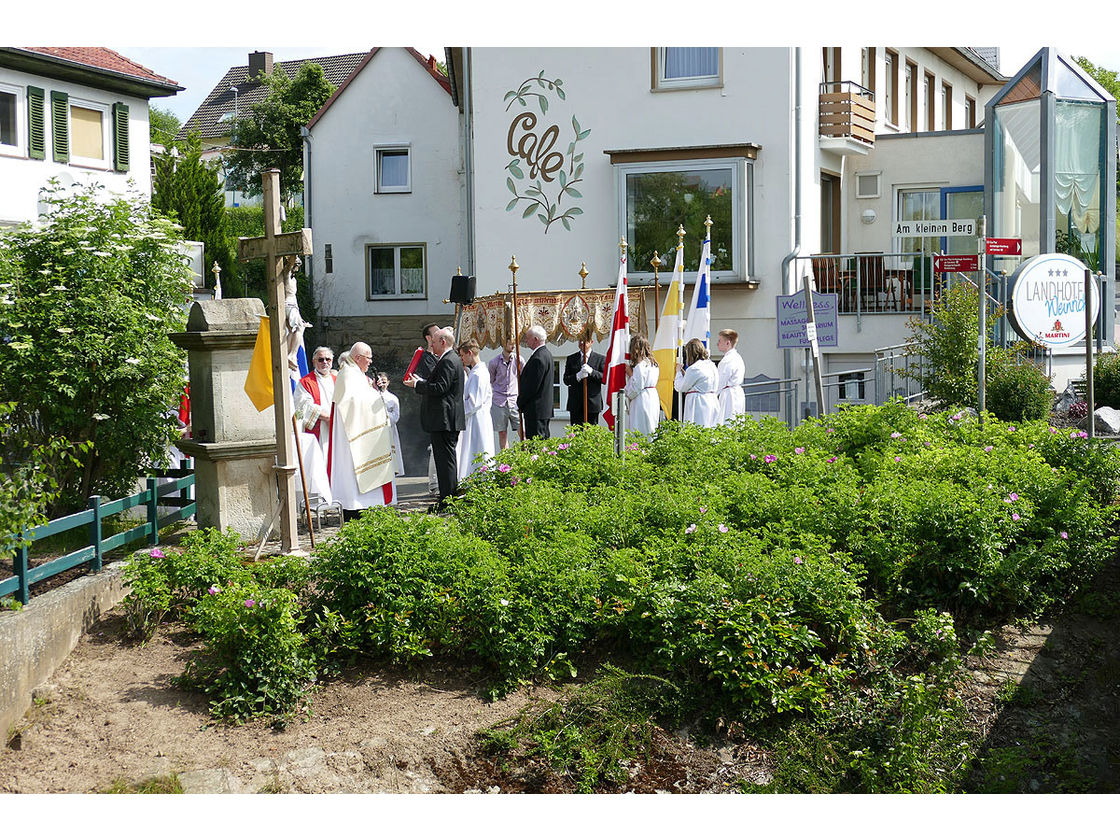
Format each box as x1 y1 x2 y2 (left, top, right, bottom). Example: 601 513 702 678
650 251 662 331
579 261 589 290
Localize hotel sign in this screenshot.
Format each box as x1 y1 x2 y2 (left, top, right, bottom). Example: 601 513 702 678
1009 253 1098 348
894 218 977 237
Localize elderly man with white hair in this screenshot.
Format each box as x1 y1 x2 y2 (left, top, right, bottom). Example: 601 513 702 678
516 325 554 440
405 327 465 510
329 341 397 518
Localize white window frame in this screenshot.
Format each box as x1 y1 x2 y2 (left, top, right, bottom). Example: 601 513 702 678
856 171 882 200
653 48 722 91
615 156 750 283
68 97 110 169
365 242 426 300
374 145 411 194
0 82 24 158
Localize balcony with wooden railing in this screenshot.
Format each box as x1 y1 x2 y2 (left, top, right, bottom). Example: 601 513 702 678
818 81 875 154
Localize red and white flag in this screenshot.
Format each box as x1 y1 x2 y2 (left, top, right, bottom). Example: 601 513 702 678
601 251 629 430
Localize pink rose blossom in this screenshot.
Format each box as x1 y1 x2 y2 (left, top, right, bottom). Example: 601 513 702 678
558 443 570 450
826 456 837 463
1008 492 1019 501
894 456 902 462
149 548 165 559
718 524 729 533
795 447 805 454
793 556 803 564
1060 531 1069 540
1011 513 1021 521
208 585 221 595
890 432 902 439
699 506 707 514
685 523 697 534
244 599 255 608
764 454 777 464
498 464 512 473
983 445 993 452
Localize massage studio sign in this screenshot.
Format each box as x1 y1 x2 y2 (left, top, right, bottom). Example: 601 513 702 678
502 71 591 234
1009 253 1099 348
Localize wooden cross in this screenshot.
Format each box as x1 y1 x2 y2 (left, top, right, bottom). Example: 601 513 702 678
237 168 313 556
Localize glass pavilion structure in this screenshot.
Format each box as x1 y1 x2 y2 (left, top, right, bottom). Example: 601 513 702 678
986 48 1117 339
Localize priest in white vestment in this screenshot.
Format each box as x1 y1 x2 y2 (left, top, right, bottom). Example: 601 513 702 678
376 371 405 476
624 334 661 437
328 343 397 516
674 338 720 428
715 329 746 424
455 340 496 480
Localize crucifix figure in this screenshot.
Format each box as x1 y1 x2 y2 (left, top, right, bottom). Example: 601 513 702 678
237 169 313 555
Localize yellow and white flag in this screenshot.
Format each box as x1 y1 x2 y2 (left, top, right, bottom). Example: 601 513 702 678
243 316 273 412
652 242 684 416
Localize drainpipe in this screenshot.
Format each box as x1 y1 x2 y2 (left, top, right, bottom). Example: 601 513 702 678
462 48 476 277
780 47 803 423
301 125 312 285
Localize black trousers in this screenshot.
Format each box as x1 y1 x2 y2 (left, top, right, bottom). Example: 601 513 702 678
523 413 551 439
430 429 460 501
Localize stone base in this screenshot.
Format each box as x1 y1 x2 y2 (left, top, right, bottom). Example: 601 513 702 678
180 440 277 540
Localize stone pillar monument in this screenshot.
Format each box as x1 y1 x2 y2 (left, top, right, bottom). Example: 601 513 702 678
170 299 277 538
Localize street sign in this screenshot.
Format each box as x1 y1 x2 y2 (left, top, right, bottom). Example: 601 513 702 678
933 254 980 272
985 237 1022 256
776 292 838 349
893 219 977 237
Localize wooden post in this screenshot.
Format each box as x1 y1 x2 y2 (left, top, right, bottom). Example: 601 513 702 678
978 215 987 422
237 169 313 555
1086 268 1095 439
802 271 826 416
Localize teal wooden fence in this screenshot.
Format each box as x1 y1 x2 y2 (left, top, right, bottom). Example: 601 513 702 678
1 460 195 606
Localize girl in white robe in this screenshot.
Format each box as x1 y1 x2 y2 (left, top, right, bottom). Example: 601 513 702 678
376 372 405 476
673 338 720 428
624 334 660 436
456 340 497 480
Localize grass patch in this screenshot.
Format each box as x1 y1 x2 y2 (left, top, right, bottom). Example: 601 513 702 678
103 773 183 794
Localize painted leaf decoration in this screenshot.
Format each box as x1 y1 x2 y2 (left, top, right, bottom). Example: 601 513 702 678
506 198 520 211
549 204 557 216
566 189 583 199
573 153 583 162
537 214 548 224
574 163 584 178
554 78 563 86
562 218 572 231
504 90 517 101
517 96 526 106
507 178 517 195
572 115 581 135
522 204 537 218
558 169 567 186
508 161 524 179
556 87 566 100
578 129 591 140
540 97 548 114
567 207 583 215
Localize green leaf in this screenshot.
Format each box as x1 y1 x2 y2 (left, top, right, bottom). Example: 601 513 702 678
562 217 571 231
504 90 517 101
566 190 583 200
508 162 524 179
523 204 537 219
567 206 583 215
558 170 567 187
556 87 566 100
537 214 549 225
554 78 563 86
572 115 581 135
574 164 584 179
506 198 520 212
540 97 549 115
578 129 591 140
507 178 517 195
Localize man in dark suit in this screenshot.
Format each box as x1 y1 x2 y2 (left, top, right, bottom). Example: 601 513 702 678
516 325 554 439
405 327 465 508
562 326 605 425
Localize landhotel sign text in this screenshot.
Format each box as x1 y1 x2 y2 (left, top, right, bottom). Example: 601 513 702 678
1009 253 1098 348
893 219 977 237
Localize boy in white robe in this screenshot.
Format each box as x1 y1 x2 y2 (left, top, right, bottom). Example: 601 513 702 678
456 340 497 480
715 329 746 424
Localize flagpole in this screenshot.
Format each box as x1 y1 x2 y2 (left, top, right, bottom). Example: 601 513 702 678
650 251 662 332
703 214 713 349
580 262 589 426
509 255 525 442
676 224 685 422
616 237 628 456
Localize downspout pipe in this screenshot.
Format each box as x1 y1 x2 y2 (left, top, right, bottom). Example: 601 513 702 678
301 125 312 284
780 47 803 423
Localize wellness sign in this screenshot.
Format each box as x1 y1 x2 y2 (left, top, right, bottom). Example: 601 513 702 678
1009 253 1099 348
776 292 838 349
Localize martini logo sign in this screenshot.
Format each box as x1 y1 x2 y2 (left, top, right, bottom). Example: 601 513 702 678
1009 253 1099 348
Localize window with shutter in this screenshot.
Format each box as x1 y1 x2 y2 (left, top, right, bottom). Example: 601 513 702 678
50 90 68 163
27 86 45 160
112 102 129 171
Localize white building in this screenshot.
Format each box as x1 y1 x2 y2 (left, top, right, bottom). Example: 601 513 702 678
306 46 1115 432
0 47 182 228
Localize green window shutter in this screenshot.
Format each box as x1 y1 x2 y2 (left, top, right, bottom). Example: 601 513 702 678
112 102 129 171
27 86 45 160
50 90 69 163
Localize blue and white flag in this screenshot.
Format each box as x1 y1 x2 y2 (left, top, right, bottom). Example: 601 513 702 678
683 234 711 348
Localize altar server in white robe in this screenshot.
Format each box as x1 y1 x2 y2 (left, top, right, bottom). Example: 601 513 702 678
624 334 660 436
715 329 746 424
328 343 397 517
456 339 497 480
674 338 720 428
375 371 405 476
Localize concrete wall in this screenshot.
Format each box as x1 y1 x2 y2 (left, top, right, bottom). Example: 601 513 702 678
0 67 152 227
0 562 128 742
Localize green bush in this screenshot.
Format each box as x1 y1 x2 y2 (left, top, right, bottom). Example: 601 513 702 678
1093 351 1120 409
180 582 315 721
985 348 1053 422
905 283 987 409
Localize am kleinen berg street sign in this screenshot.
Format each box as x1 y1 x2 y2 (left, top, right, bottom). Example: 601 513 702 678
893 219 977 237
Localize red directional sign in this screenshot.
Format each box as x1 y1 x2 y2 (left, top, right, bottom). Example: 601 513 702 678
985 237 1022 256
933 254 980 272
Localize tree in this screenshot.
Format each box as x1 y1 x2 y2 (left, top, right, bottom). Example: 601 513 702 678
149 106 182 147
152 132 236 293
0 181 193 515
223 63 335 200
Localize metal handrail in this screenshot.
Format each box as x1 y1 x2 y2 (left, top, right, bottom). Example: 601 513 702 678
819 80 875 100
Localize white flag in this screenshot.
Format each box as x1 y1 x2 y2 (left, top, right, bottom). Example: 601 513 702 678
683 234 711 348
601 252 629 431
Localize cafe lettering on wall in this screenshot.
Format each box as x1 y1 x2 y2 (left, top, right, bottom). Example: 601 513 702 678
1008 253 1099 348
503 71 591 233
